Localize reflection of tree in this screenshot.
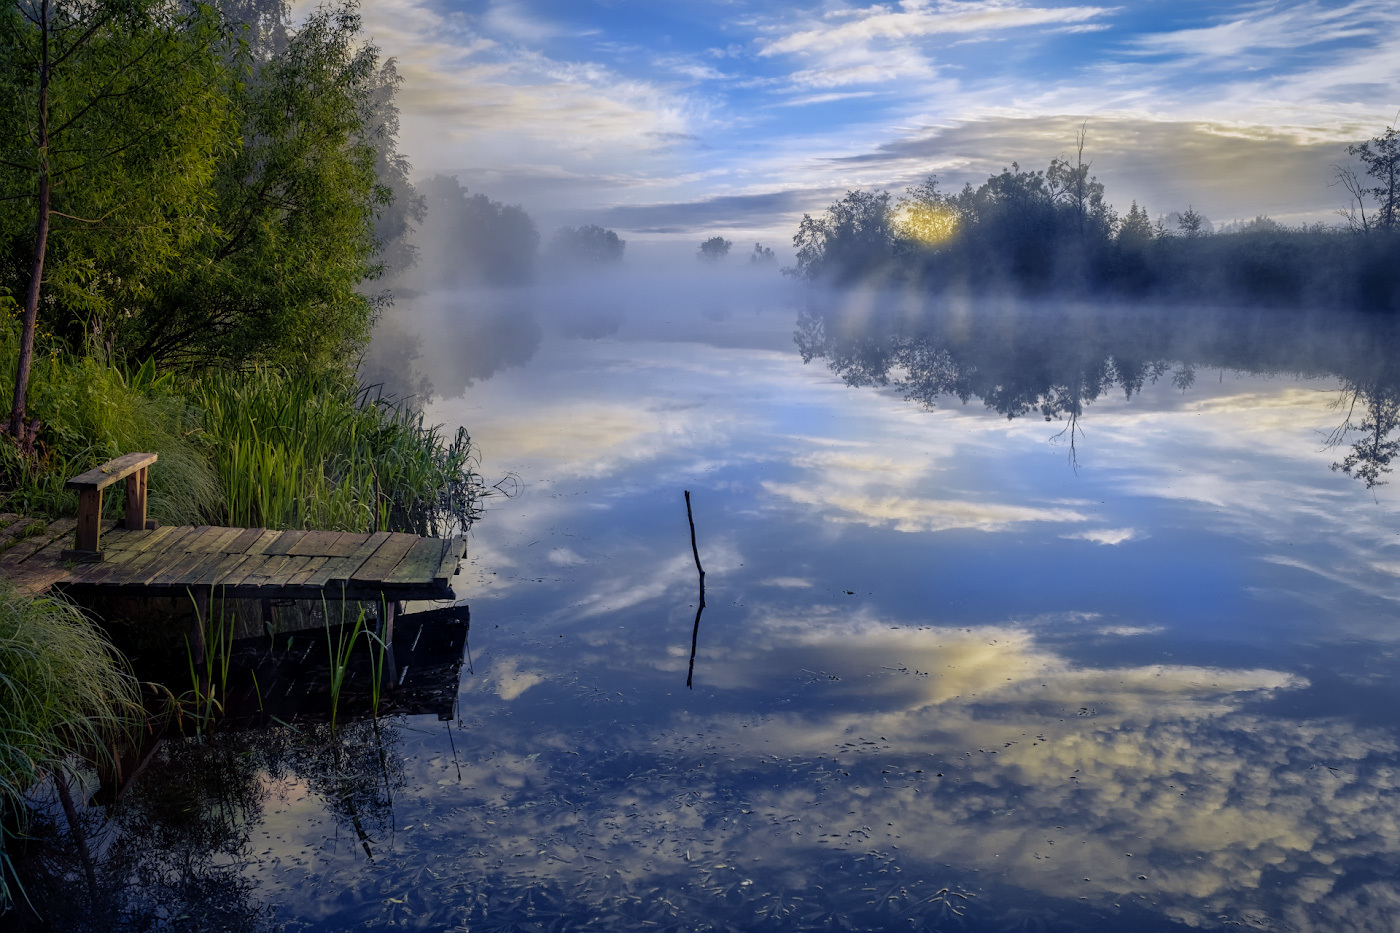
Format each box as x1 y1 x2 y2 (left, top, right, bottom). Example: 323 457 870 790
1329 381 1400 489
12 739 274 932
13 721 405 929
797 299 1400 487
794 306 1184 435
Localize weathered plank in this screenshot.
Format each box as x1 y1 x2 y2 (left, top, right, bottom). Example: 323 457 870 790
69 525 183 586
66 452 158 491
264 529 308 556
433 535 466 584
216 552 281 589
89 526 203 587
350 533 418 584
2 518 77 565
286 554 331 586
0 517 38 550
283 530 340 556
385 537 448 585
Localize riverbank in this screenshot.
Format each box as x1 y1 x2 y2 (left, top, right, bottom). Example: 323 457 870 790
0 340 485 910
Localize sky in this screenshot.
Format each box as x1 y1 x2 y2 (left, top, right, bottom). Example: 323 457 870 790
350 0 1400 249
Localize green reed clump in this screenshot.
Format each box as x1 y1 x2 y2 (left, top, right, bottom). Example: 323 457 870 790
0 584 141 909
0 321 220 523
194 368 482 534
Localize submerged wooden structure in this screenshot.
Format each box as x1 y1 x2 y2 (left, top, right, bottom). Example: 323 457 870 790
0 453 466 674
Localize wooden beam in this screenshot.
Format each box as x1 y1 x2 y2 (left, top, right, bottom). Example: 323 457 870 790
66 452 158 492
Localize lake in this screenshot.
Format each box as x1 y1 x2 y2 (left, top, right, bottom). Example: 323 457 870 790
24 285 1400 931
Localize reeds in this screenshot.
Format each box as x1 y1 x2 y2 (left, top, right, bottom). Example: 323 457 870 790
176 589 238 737
194 368 483 535
0 584 141 909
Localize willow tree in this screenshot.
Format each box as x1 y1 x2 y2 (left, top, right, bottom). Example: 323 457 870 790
0 0 232 448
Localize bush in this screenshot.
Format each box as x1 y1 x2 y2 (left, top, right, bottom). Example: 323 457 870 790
0 583 140 909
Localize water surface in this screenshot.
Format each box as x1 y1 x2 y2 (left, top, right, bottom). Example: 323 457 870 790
35 294 1400 931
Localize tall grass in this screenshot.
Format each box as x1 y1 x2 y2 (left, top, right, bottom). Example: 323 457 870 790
3 313 484 535
195 368 482 534
0 584 142 909
0 318 221 523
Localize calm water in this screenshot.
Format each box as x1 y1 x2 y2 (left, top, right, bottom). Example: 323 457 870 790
25 292 1400 931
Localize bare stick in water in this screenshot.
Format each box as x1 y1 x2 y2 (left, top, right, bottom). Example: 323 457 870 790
685 490 706 689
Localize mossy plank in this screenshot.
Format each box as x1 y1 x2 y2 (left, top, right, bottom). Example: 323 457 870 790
385 538 447 584
350 534 418 583
433 535 466 584
285 530 343 556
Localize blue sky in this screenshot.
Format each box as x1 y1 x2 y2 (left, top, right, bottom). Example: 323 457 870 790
352 0 1400 248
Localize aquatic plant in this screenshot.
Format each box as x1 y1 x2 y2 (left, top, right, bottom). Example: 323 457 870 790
194 367 483 535
176 588 238 737
324 598 369 735
0 583 140 910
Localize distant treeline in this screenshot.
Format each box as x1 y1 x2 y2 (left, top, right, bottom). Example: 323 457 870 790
789 126 1400 311
411 175 627 289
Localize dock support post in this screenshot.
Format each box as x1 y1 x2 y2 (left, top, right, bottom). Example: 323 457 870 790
379 597 400 689
191 586 209 672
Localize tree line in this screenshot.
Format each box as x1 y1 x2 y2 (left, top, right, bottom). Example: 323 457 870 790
788 124 1400 312
0 0 634 450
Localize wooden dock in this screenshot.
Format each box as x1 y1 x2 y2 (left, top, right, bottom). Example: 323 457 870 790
0 513 465 601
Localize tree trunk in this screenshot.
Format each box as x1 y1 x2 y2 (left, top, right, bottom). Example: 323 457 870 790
7 1 50 448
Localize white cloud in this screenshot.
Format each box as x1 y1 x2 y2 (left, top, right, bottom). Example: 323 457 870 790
1063 527 1138 545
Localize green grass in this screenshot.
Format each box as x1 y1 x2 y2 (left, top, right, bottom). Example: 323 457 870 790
194 367 482 535
2 313 484 535
0 583 141 909
0 320 221 524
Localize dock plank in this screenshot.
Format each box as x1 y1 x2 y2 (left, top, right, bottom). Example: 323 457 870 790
3 511 467 601
350 534 418 584
385 538 448 585
433 535 466 584
2 518 77 565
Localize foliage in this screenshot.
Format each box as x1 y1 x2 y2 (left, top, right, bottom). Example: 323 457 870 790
0 0 236 437
1347 124 1400 233
0 311 220 522
132 3 387 372
0 583 141 908
697 236 731 261
749 242 776 264
788 126 1400 310
548 223 625 266
193 367 482 535
414 174 537 287
789 189 895 282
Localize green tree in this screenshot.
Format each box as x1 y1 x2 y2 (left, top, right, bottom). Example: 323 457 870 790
789 189 894 281
416 174 537 286
749 242 775 264
0 0 233 447
1117 201 1153 243
131 3 388 371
